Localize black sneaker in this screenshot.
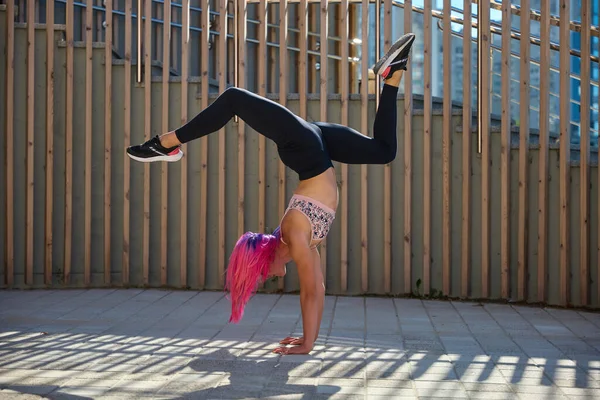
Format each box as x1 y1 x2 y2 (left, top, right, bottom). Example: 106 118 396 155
126 135 184 162
372 33 416 80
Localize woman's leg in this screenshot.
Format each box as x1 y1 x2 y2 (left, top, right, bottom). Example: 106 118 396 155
127 86 330 176
160 87 319 148
315 71 402 165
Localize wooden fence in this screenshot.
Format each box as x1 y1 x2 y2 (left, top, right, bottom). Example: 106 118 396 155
1 0 599 308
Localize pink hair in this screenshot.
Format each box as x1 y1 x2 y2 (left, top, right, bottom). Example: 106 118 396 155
225 227 281 323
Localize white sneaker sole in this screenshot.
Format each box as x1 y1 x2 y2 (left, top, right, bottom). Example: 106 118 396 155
127 149 184 163
372 33 415 76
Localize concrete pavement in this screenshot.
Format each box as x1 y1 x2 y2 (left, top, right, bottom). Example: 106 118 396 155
0 289 599 399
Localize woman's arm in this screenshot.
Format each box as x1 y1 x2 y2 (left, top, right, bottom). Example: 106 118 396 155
273 232 324 355
279 249 325 349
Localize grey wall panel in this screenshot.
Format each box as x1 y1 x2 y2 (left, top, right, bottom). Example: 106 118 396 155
166 81 183 288
33 29 48 287
546 150 561 306
389 99 406 295
66 47 86 285
12 26 28 286
429 114 444 296
90 49 107 285
569 166 581 306
527 150 540 302
182 91 206 289
410 116 424 297
509 148 520 301
590 167 598 305
204 104 220 290
110 63 126 284
0 9 7 287
451 118 466 299
469 128 482 299
488 128 502 299
52 38 67 286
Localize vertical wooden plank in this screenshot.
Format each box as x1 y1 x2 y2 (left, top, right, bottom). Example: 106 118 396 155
500 0 511 299
199 0 209 288
479 0 491 299
461 0 471 299
558 0 570 306
360 0 368 293
537 0 550 303
258 0 267 235
579 0 590 306
5 0 14 287
340 0 349 293
45 0 55 286
422 0 431 296
123 0 132 285
143 0 152 285
383 0 391 294
319 0 328 286
277 0 287 291
84 0 93 286
65 0 74 285
404 0 413 295
518 0 530 302
161 0 171 286
442 0 451 297
236 0 247 238
105 0 113 285
218 0 227 288
180 0 189 288
26 0 35 286
299 0 307 119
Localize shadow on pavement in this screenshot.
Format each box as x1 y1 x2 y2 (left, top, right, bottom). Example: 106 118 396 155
155 348 341 399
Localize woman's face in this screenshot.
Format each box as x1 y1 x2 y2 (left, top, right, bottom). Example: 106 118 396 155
267 244 291 278
268 261 287 278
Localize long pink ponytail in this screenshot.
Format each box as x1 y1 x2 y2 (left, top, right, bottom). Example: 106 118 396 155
225 227 281 323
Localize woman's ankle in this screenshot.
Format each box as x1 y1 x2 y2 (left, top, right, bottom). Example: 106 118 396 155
159 131 181 148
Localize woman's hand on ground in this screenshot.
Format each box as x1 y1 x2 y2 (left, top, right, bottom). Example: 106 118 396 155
279 336 304 346
272 344 312 355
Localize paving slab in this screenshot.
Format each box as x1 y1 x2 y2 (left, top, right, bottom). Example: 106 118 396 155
0 289 599 399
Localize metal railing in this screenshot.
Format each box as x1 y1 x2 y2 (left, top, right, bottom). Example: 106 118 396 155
435 10 600 149
394 0 600 152
51 0 360 84
47 0 598 150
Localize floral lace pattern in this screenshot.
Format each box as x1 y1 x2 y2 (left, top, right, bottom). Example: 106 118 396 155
287 196 336 242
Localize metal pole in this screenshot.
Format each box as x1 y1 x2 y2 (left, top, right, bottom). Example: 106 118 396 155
375 0 381 107
137 0 142 82
477 11 483 154
234 0 239 122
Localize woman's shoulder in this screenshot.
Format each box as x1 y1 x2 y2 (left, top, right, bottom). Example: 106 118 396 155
280 210 312 245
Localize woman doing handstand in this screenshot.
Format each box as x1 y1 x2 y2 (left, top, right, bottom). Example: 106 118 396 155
127 32 416 355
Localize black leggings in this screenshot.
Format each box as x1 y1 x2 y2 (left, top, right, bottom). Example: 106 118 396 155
175 84 399 180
